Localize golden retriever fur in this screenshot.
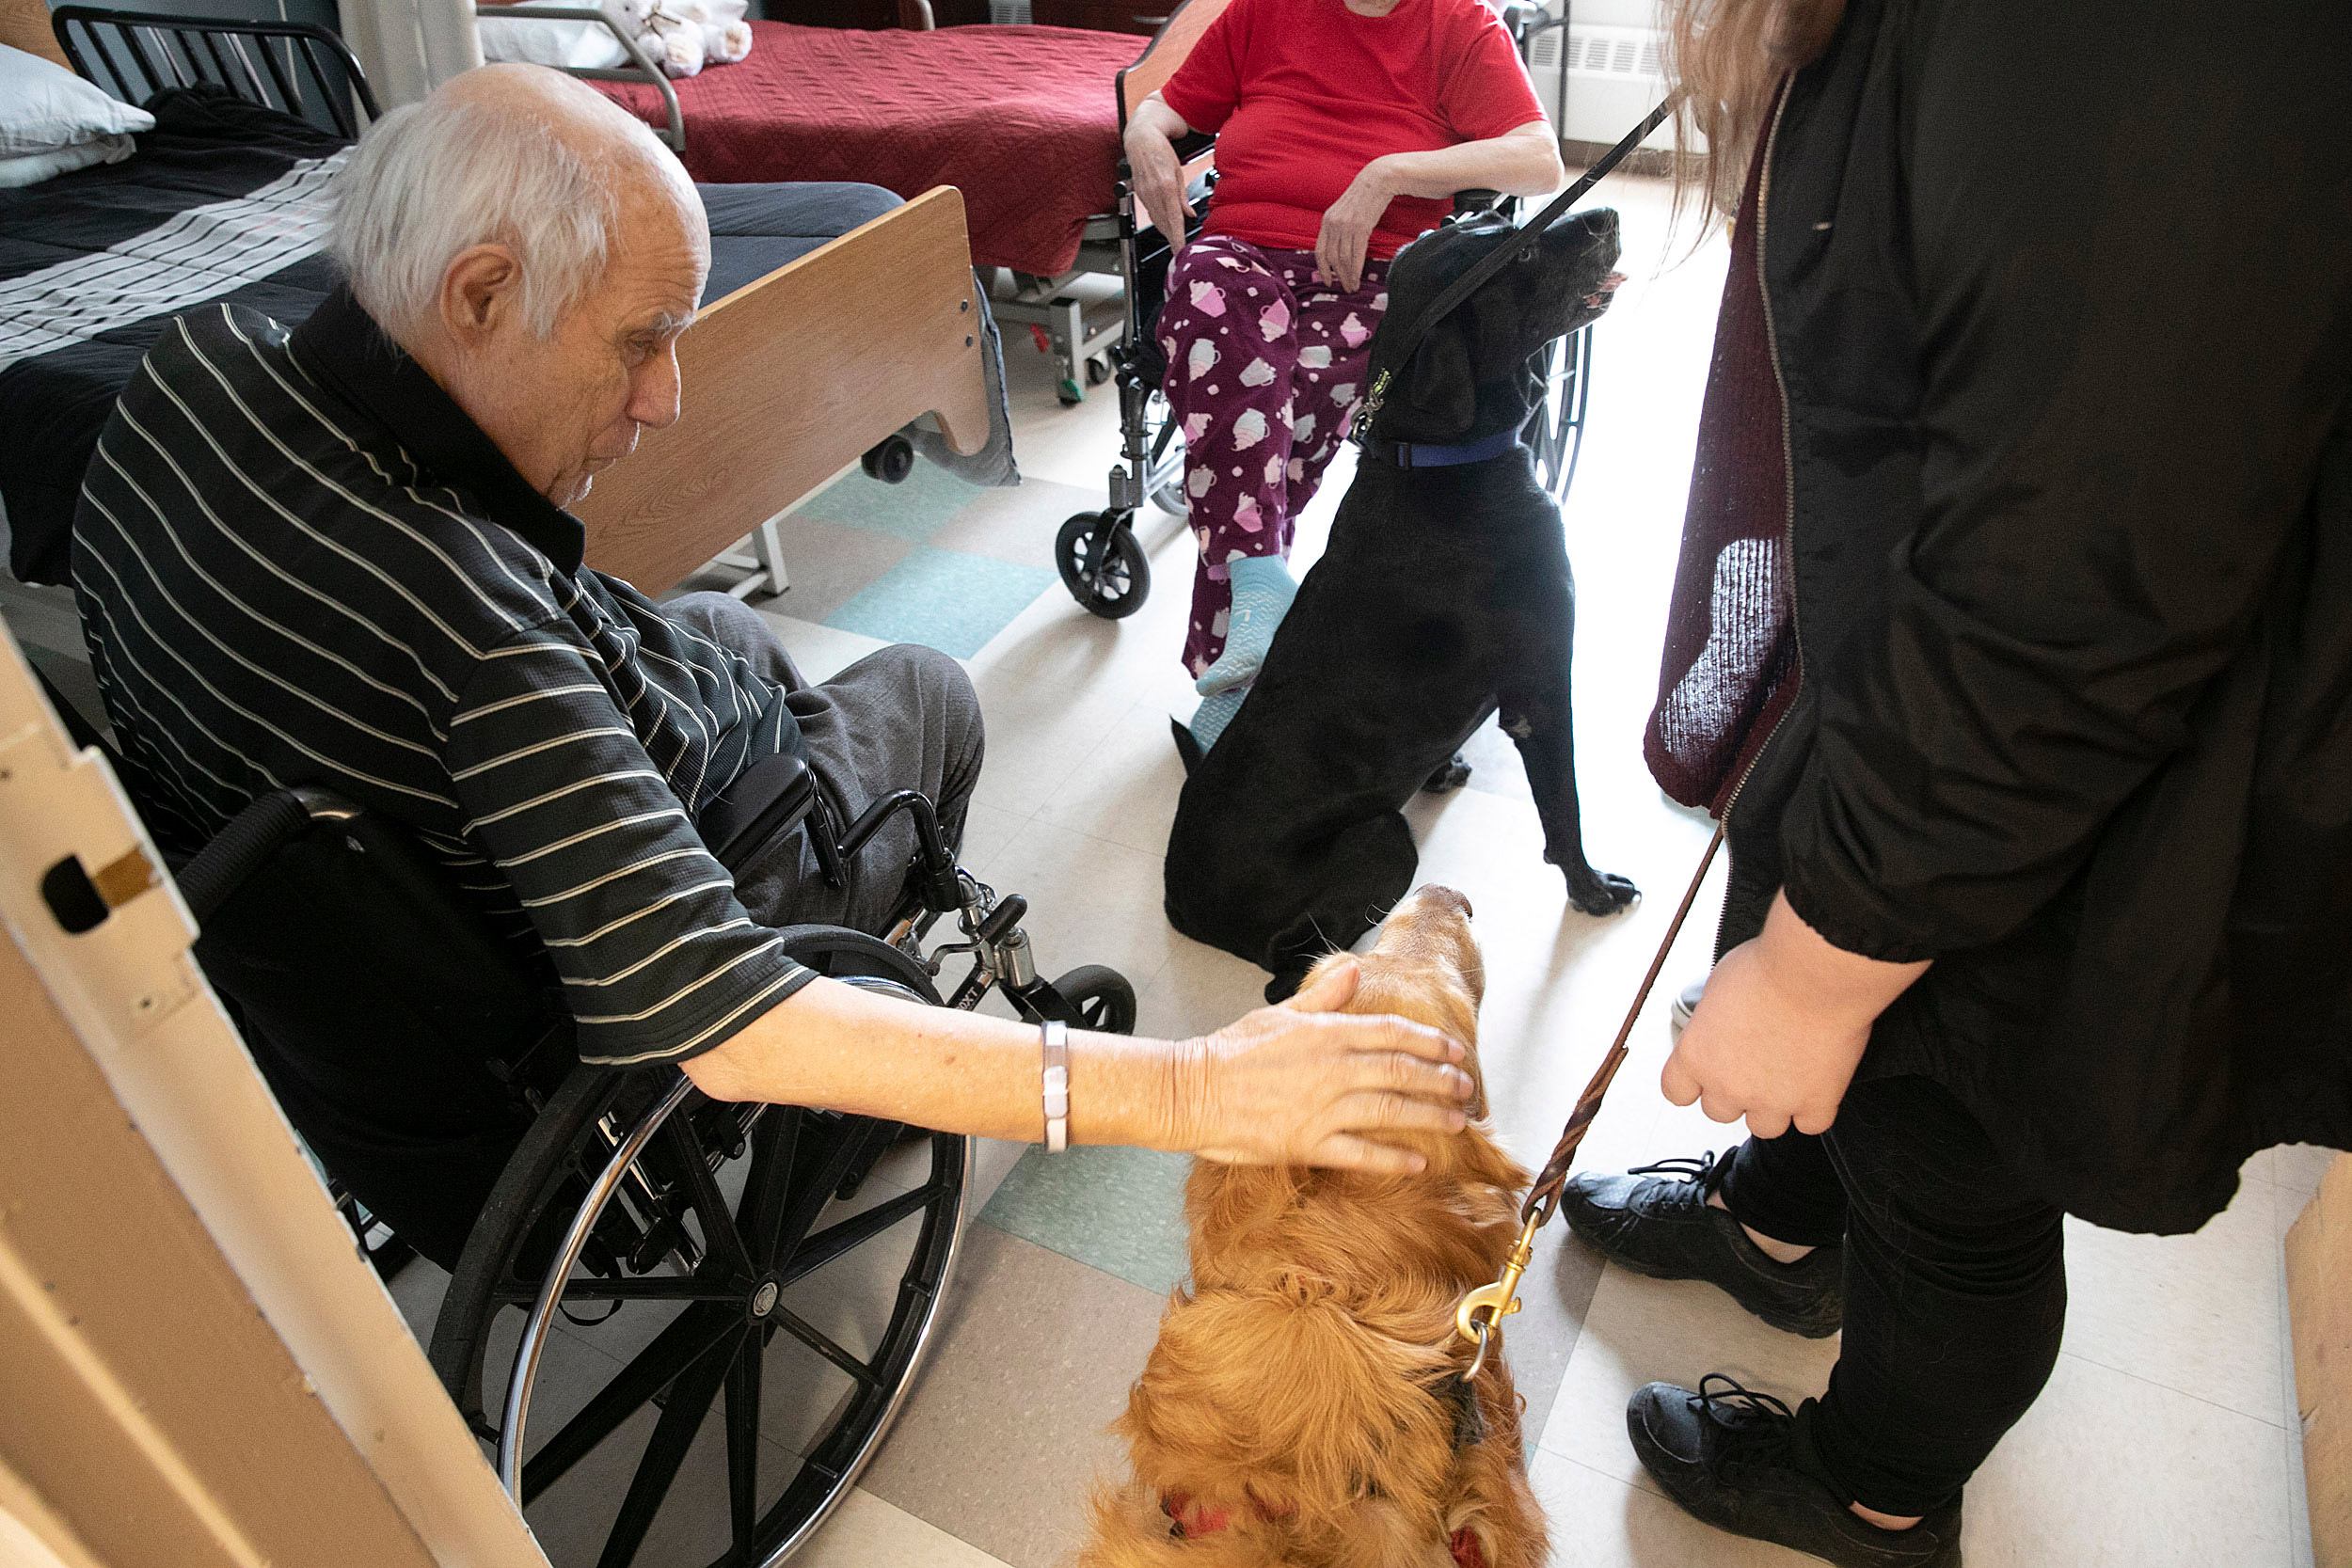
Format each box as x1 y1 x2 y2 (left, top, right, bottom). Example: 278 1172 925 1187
1078 886 1548 1568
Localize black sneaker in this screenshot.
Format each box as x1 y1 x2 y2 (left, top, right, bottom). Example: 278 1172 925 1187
1628 1377 1963 1567
1558 1151 1844 1337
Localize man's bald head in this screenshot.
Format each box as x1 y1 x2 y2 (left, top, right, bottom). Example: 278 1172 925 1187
328 61 707 340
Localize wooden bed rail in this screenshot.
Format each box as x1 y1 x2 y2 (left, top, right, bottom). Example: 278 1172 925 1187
0 0 73 65
577 184 992 596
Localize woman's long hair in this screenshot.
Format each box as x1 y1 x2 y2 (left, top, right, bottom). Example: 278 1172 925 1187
1661 0 1847 228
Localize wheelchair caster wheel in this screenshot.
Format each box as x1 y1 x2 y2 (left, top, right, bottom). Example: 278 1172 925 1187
861 433 915 484
1052 964 1136 1034
1086 353 1113 387
1056 511 1150 619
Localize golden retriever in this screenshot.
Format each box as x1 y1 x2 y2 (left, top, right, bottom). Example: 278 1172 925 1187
1078 884 1546 1568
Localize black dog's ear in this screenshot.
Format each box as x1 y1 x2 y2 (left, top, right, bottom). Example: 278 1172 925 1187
1395 320 1476 438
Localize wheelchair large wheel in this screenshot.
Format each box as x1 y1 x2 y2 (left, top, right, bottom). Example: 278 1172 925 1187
1057 510 1151 620
429 930 966 1568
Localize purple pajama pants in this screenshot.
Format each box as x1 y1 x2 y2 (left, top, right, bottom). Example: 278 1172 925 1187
1158 235 1390 677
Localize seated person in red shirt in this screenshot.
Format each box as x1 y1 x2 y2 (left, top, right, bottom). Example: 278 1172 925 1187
1123 0 1560 744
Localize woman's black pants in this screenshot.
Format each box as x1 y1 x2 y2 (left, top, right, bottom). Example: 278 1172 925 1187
1712 1075 2069 1517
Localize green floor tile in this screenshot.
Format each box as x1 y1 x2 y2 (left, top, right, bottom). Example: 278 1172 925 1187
824 546 1057 659
795 462 984 543
977 1143 1194 1295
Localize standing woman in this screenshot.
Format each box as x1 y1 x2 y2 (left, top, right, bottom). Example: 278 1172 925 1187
1123 0 1560 744
1556 1 2351 1563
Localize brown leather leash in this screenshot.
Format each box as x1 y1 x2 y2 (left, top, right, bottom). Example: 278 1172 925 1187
1454 821 1725 1378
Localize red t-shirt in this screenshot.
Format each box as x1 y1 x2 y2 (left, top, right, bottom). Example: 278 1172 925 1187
1158 0 1548 261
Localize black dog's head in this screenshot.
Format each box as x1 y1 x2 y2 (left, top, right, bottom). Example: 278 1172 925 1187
1364 205 1622 446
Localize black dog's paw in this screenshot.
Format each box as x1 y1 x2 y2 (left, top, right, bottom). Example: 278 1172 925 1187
1565 867 1639 917
1422 752 1473 795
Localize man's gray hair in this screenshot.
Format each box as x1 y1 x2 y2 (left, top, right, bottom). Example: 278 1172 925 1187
328 96 664 339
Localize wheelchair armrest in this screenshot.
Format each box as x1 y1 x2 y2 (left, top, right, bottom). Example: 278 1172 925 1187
175 786 356 925
1453 189 1504 216
699 751 820 878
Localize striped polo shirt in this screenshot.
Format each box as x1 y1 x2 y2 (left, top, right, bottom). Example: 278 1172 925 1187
73 286 815 1066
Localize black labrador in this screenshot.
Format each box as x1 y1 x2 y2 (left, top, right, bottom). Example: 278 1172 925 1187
1164 206 1638 999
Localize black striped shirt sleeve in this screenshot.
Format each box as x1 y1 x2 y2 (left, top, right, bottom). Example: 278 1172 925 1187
443 620 815 1067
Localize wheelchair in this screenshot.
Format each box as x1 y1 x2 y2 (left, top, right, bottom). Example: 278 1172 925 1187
47 666 1133 1568
1054 8 1599 621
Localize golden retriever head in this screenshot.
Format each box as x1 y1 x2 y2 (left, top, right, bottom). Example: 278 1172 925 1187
1297 884 1488 1118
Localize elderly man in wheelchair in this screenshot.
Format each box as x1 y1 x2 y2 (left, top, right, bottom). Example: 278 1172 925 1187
70 63 1475 1566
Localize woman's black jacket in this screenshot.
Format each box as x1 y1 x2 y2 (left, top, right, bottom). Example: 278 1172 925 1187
1723 0 2350 1232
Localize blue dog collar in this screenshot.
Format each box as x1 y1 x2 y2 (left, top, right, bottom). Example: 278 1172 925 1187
1376 428 1523 468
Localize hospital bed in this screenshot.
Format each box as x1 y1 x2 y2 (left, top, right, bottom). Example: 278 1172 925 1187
0 3 997 598
582 15 1147 403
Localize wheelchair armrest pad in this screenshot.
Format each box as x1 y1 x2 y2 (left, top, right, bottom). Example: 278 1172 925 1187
175 789 316 925
1452 189 1503 214
699 752 819 878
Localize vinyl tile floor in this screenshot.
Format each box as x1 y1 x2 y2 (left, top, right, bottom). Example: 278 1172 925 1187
7 170 2325 1568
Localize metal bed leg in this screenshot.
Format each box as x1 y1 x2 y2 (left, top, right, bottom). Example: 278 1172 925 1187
714 515 790 600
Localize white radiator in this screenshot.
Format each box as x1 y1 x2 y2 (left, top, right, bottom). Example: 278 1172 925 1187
1525 17 1691 153
989 0 1031 20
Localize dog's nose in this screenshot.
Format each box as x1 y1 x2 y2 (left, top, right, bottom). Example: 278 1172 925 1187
1417 884 1474 920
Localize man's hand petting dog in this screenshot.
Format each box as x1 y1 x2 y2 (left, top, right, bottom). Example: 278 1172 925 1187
1661 892 1931 1139
1170 957 1474 1173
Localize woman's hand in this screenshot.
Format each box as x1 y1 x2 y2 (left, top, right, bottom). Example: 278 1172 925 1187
1660 893 1930 1138
1168 957 1476 1172
1315 159 1398 293
1123 98 1197 246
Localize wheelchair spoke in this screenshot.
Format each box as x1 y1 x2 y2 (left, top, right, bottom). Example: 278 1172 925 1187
736 1105 801 1275
659 1113 756 1280
595 1325 740 1568
767 1301 880 1389
726 1324 763 1550
775 1182 940 1289
492 1275 745 1305
520 1303 735 1503
766 1117 894 1273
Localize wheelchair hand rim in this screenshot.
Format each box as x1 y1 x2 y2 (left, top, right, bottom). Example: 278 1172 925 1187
499 1071 697 1493
492 1078 972 1566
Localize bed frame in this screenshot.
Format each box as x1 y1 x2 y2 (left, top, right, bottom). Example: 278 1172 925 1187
0 0 993 600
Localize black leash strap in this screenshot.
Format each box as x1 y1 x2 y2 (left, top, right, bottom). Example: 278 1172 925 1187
1354 94 1682 443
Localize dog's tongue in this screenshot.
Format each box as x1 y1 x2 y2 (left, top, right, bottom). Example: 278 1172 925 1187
1581 272 1628 308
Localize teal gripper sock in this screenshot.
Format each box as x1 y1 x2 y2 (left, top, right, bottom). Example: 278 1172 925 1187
1194 555 1297 697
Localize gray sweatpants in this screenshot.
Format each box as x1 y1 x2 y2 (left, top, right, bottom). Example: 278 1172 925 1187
667 593 984 937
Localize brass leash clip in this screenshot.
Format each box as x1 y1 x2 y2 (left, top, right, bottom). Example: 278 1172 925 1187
1454 1211 1540 1382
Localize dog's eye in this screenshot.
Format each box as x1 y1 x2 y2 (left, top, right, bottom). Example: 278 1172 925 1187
1517 245 1535 264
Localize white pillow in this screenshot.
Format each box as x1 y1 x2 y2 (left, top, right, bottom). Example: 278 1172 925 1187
0 133 137 188
0 41 154 157
476 2 630 70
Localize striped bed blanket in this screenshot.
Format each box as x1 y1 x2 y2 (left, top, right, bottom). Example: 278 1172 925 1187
0 89 348 588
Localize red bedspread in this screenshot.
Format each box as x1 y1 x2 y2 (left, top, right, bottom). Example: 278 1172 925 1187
598 23 1137 277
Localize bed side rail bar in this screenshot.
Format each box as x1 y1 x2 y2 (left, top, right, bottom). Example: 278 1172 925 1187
471 2 684 151
52 5 378 137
